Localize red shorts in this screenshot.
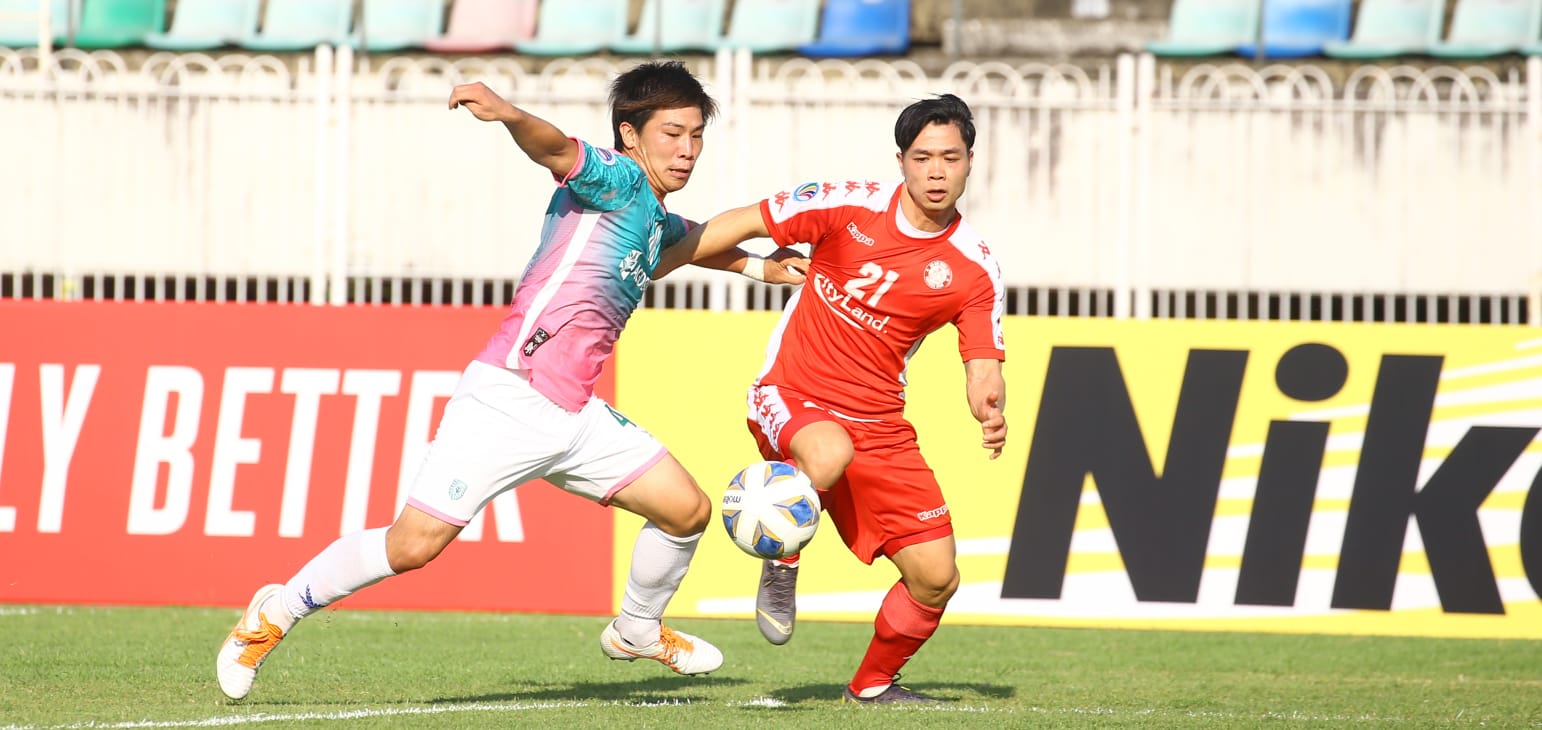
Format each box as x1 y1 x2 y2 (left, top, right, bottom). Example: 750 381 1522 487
746 384 952 564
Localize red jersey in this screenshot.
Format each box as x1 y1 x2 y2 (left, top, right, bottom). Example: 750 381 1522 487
755 180 1005 419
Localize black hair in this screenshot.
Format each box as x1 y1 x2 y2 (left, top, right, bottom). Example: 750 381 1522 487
894 93 976 152
609 60 718 150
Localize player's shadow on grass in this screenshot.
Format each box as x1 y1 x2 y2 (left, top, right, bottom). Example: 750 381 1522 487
433 675 749 705
768 681 1016 704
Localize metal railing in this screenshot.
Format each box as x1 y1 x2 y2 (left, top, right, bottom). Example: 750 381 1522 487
1 48 1538 323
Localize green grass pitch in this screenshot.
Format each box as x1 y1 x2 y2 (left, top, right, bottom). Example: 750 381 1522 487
1 605 1538 728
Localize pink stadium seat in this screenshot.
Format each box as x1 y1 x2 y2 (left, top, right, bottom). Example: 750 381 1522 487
422 0 537 53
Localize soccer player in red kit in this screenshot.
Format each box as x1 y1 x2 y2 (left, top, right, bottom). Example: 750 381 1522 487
662 94 1007 704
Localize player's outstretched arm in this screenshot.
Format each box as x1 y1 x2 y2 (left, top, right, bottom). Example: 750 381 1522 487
655 204 806 284
964 358 1007 459
448 82 578 179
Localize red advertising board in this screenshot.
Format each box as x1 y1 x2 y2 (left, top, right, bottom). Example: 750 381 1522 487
0 301 615 613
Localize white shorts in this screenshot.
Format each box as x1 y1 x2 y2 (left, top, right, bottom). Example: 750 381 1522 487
405 360 667 525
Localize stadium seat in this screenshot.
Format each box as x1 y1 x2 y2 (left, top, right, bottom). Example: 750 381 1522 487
515 0 627 56
71 0 166 48
611 0 726 54
1234 0 1351 58
0 0 70 47
238 0 351 52
353 0 442 52
1321 0 1445 58
798 0 911 57
143 0 259 51
717 0 819 53
1145 0 1260 56
1426 0 1542 58
422 0 537 53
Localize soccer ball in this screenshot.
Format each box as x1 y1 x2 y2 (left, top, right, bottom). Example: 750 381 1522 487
721 461 821 559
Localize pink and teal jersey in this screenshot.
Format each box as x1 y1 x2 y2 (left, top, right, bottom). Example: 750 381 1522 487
475 139 691 412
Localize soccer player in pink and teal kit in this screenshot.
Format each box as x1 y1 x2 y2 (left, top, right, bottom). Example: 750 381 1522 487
216 61 806 700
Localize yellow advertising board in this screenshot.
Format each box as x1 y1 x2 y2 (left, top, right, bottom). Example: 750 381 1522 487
614 311 1541 639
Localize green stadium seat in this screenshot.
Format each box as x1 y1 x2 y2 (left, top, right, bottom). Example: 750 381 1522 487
72 0 166 49
0 0 69 47
422 0 537 53
238 0 351 52
143 0 259 51
354 0 442 52
1145 0 1260 56
716 0 819 53
1426 0 1542 58
514 0 627 56
610 0 726 54
1322 0 1445 59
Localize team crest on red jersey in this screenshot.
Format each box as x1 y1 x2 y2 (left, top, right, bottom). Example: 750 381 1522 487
924 260 953 289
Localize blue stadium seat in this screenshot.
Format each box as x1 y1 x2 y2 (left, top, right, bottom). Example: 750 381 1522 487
717 0 819 53
1146 0 1260 56
144 0 259 51
1235 0 1352 58
1322 0 1445 59
798 0 911 57
354 0 443 52
0 0 70 47
514 0 628 56
611 0 726 54
238 0 351 52
1426 0 1542 57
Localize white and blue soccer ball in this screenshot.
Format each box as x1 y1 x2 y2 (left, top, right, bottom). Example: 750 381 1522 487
721 461 821 559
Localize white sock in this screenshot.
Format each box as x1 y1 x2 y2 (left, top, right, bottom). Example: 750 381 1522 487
279 526 396 628
615 521 700 647
859 683 892 698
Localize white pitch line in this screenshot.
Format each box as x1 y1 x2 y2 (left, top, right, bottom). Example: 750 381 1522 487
3 700 1525 728
0 702 592 729
0 700 1001 730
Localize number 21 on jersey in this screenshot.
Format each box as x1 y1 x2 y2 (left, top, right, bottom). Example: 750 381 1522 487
844 262 899 306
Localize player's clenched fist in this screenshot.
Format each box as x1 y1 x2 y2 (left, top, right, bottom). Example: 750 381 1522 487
765 247 810 285
979 391 1006 460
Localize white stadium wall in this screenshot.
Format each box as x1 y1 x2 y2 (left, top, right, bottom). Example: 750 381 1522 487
1 49 1539 312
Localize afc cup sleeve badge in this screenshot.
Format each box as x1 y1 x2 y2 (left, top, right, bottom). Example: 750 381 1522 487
924 260 953 289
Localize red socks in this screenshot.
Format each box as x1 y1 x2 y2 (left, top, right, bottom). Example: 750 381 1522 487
849 580 944 695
